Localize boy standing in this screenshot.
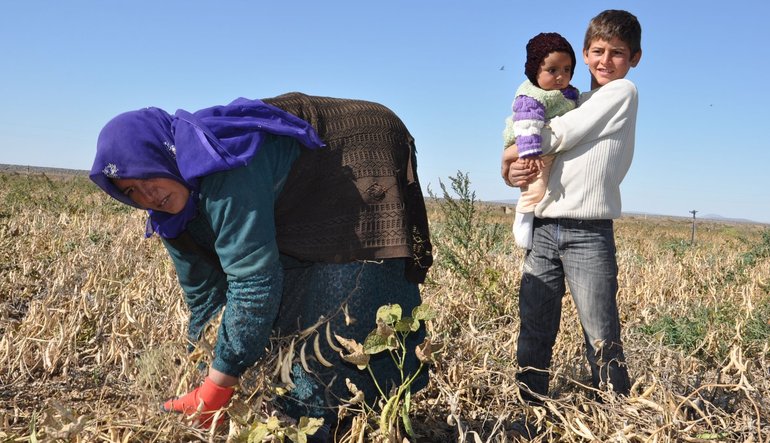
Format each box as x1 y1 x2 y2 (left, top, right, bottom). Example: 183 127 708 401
501 9 642 401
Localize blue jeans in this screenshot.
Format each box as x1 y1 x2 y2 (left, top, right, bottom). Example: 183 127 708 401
516 218 630 399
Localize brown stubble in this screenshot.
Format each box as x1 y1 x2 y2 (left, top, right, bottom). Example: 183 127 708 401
1 172 768 442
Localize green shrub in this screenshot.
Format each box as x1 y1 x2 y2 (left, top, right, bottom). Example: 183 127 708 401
428 171 509 314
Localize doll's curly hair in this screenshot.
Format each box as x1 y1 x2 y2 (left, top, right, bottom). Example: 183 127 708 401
524 32 576 87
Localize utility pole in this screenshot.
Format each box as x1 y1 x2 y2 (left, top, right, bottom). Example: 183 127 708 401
690 210 698 245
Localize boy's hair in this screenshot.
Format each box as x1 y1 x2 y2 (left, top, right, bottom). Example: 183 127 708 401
583 10 642 56
524 32 576 87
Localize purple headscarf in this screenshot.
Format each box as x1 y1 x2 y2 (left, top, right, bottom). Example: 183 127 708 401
90 97 325 238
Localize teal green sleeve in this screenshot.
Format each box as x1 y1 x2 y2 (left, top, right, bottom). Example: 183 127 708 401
162 135 301 375
161 229 228 345
199 135 299 278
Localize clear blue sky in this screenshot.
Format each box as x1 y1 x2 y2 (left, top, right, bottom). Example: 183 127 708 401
2 1 769 223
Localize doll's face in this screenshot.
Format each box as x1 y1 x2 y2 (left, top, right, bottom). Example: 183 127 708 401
112 177 190 214
536 51 573 90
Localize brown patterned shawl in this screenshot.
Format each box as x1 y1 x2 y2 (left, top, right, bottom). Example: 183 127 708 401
263 92 432 283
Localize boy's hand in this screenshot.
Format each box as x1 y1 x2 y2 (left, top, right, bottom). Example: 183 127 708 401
502 145 537 187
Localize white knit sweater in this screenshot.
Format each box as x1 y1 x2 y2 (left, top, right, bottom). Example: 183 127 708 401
536 78 638 220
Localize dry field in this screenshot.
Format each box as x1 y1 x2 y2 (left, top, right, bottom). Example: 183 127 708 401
1 171 768 442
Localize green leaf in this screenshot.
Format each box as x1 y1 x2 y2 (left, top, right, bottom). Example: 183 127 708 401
266 416 281 431
412 304 437 321
364 330 398 354
299 416 325 435
285 426 306 443
247 424 270 443
376 304 402 325
395 317 420 332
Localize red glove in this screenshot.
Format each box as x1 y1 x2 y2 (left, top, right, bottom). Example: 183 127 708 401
162 377 234 429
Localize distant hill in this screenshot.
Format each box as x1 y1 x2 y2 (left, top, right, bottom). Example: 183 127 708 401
699 213 761 225
0 164 89 176
486 200 768 226
3 164 767 226
621 211 764 225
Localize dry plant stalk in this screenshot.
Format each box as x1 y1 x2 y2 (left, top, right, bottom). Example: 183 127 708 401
1 172 768 442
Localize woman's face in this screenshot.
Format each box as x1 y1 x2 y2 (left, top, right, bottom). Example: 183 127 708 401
112 177 190 214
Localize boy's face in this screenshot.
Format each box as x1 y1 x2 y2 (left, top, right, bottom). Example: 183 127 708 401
583 37 641 87
536 51 573 91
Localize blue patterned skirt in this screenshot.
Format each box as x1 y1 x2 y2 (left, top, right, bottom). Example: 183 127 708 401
273 256 428 423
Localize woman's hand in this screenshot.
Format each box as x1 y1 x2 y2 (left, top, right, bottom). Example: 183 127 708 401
501 145 537 187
